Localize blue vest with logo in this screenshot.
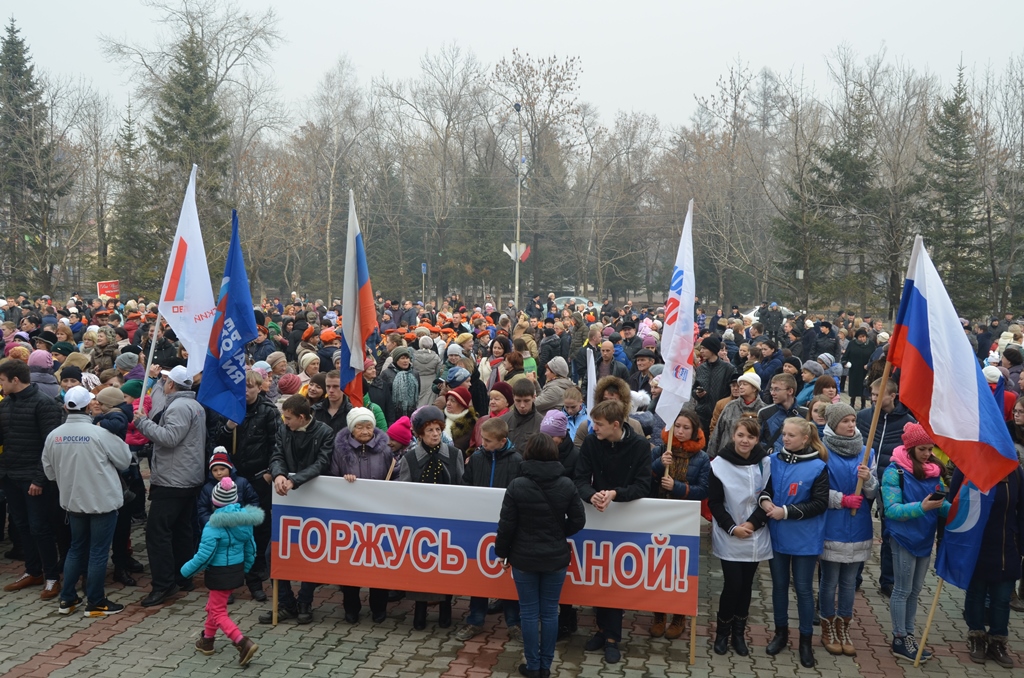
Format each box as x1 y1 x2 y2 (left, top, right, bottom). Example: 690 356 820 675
768 453 827 556
824 449 875 545
887 468 943 558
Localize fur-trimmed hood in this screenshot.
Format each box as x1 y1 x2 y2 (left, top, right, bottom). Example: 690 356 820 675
208 503 265 528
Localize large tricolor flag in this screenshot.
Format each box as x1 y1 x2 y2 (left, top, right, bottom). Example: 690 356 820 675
655 199 696 424
158 165 216 377
889 235 1018 492
197 211 258 424
339 191 378 407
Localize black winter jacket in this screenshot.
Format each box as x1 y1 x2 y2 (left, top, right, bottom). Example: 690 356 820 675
269 419 334 488
0 383 64 485
495 459 586 572
856 401 916 475
574 423 652 503
557 434 580 479
312 399 353 436
216 395 282 478
463 441 522 489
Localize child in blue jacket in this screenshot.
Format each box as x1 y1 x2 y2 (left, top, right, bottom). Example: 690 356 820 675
181 477 264 666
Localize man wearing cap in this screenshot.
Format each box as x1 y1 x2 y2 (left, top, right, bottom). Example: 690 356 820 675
50 342 76 367
133 365 208 607
42 386 132 616
0 360 64 597
627 348 657 396
815 322 840 363
535 357 573 414
317 328 341 373
619 322 641 363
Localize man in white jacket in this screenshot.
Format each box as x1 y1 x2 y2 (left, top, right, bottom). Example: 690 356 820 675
42 386 132 617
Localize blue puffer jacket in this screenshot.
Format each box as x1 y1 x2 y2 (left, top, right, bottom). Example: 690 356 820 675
180 504 264 578
650 443 711 500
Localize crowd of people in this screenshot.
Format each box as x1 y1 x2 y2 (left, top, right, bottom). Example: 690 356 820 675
0 290 1021 673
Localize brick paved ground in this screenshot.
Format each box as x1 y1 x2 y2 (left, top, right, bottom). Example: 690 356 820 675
0 515 1019 678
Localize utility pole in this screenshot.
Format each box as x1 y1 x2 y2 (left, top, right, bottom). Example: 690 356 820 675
514 102 522 311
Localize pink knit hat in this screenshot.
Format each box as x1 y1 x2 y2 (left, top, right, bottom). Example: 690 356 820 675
901 422 933 449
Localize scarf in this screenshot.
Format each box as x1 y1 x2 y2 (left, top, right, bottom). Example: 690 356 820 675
392 367 418 414
444 408 470 440
658 427 706 499
420 443 446 484
821 424 864 459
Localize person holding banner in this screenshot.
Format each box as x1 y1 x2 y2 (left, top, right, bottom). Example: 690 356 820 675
329 407 400 624
707 418 771 656
399 405 464 630
574 399 652 664
758 417 829 668
496 433 586 678
880 424 947 663
258 395 334 625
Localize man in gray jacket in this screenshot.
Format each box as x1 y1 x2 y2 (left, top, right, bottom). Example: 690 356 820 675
133 365 207 607
42 386 132 617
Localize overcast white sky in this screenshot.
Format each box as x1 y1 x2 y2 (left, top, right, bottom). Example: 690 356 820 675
10 0 1024 127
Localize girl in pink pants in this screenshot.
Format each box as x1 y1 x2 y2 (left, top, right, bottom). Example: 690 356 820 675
181 477 264 666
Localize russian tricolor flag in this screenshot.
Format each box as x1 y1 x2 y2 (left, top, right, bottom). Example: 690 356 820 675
339 191 378 407
890 236 1018 492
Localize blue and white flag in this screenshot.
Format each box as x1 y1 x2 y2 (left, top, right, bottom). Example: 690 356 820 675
197 210 257 424
935 478 993 589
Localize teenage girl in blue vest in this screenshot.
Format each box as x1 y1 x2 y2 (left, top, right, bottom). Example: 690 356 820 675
758 417 829 668
882 423 948 662
818 403 876 658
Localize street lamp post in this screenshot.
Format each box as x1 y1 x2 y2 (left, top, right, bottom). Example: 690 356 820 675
514 102 522 312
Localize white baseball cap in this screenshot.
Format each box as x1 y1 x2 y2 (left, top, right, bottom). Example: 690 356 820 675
160 365 193 388
63 385 95 411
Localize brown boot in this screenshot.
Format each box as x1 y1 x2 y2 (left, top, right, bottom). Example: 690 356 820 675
195 634 215 656
838 617 856 656
664 614 686 640
235 636 258 666
967 630 988 664
649 612 666 638
820 616 842 655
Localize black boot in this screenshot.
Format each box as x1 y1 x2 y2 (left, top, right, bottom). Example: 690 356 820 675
732 616 749 656
113 568 136 587
799 633 815 668
413 601 427 630
766 626 789 655
557 605 577 639
438 596 452 628
713 616 732 655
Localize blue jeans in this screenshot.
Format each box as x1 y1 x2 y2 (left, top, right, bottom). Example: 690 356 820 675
60 511 118 605
513 567 566 671
964 575 1013 637
889 541 930 637
465 596 520 628
1 477 60 580
769 553 817 635
819 560 859 618
278 581 319 607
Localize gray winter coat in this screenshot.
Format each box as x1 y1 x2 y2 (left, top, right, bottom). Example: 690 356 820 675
535 376 573 414
413 347 441 407
42 413 132 514
135 390 207 489
707 396 768 458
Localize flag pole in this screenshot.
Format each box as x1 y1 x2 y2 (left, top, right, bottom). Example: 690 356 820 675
914 578 943 666
138 311 164 418
851 360 892 515
663 429 673 480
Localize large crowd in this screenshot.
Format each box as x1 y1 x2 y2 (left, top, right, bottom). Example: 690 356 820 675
0 291 1021 675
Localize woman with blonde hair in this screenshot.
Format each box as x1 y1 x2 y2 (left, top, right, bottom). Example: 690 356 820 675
759 417 829 668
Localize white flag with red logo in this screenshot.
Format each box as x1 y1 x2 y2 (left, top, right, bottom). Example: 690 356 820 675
157 165 217 377
654 199 696 424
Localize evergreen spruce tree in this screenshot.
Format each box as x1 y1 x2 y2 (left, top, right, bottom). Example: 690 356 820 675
109 104 164 296
921 67 988 317
0 19 52 289
146 28 230 250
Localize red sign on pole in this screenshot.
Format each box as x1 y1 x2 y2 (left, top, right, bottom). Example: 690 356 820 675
96 280 120 299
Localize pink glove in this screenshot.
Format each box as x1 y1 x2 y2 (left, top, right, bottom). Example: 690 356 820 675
841 494 863 510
